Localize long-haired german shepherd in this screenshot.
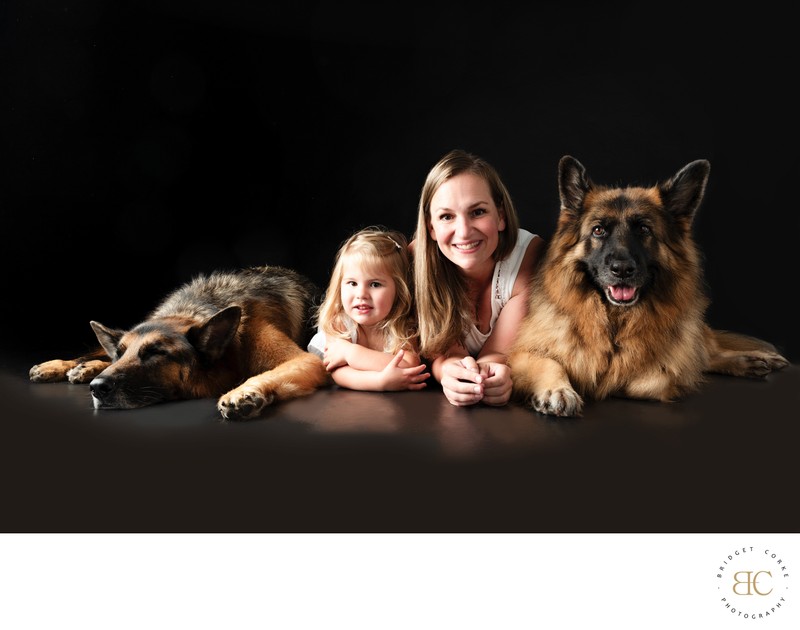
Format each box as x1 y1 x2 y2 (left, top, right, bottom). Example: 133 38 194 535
509 156 789 417
29 265 329 420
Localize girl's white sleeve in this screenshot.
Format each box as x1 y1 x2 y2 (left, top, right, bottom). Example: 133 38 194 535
307 329 326 358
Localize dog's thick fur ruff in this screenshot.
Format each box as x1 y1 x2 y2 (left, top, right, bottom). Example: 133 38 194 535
509 156 789 417
29 265 329 420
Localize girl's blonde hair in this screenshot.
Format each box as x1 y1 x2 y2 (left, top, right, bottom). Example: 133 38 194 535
315 226 417 354
413 149 520 359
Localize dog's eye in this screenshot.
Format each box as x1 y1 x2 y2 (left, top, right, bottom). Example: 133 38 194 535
592 226 606 237
639 225 651 235
139 346 168 361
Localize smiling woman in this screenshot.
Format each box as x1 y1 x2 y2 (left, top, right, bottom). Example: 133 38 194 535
412 149 546 408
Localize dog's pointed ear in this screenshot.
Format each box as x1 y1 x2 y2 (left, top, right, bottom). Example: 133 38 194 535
90 321 125 360
188 305 241 362
558 155 591 214
660 159 710 224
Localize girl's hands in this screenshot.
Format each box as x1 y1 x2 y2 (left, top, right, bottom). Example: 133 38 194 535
380 349 430 391
322 337 352 371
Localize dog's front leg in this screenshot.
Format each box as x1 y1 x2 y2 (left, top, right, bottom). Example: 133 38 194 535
217 352 329 421
509 351 583 417
30 347 111 384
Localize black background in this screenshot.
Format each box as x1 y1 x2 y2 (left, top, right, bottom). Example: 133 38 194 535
2 0 797 365
2 2 800 538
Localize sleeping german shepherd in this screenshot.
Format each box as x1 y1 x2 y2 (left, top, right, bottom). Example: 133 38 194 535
29 265 329 420
509 156 789 417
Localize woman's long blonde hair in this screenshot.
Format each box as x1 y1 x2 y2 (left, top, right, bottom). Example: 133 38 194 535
413 149 520 359
315 226 417 354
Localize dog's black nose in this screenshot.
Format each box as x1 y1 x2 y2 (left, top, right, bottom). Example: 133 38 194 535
89 376 115 398
609 258 636 279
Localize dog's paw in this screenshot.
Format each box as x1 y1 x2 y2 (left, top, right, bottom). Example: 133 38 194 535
734 351 790 378
529 388 584 417
764 352 790 372
67 360 109 384
217 386 275 421
29 360 72 382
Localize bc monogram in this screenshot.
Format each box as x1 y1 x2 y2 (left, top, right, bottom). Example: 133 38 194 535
716 546 790 621
732 571 773 596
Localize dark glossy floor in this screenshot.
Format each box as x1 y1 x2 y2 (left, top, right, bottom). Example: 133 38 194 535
2 352 798 532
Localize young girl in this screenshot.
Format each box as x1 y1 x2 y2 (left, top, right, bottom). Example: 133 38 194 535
413 149 546 407
308 226 430 392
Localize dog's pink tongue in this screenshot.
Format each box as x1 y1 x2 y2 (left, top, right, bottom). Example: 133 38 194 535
610 285 636 301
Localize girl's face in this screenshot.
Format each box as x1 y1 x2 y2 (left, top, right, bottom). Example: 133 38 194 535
427 172 506 275
340 255 397 329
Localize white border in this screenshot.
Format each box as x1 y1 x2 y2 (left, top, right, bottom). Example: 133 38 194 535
1 534 797 629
